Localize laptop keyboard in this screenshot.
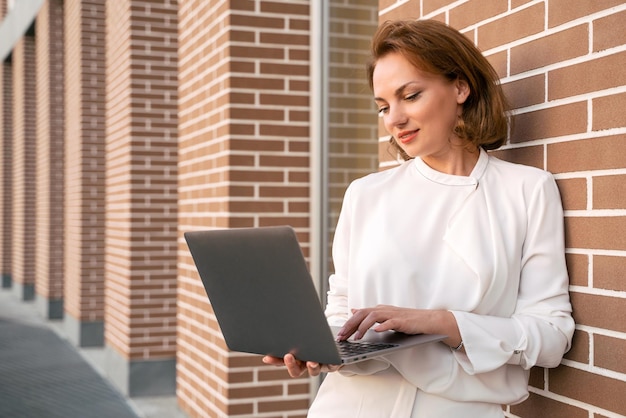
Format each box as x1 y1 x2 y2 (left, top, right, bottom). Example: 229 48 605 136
336 340 399 357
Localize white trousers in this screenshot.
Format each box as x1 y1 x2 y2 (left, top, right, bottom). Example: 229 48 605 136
308 367 504 418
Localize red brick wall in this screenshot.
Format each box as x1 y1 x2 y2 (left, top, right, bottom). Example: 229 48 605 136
177 0 312 416
35 0 65 306
64 0 107 331
104 0 179 363
11 34 36 299
3 0 623 415
379 2 626 417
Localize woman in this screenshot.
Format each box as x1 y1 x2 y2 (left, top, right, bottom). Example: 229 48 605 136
263 19 574 417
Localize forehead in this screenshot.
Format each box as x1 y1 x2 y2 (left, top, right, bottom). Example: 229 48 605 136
372 52 444 97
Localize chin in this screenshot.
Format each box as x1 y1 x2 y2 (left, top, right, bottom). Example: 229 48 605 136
401 146 421 159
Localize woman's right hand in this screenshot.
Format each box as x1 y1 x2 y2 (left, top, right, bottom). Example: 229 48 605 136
262 353 341 377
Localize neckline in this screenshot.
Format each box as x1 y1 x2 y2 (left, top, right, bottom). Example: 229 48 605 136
412 148 488 186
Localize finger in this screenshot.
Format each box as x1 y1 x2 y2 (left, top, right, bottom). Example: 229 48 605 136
325 364 342 373
371 311 400 332
284 354 306 378
309 362 342 376
373 319 396 332
262 355 285 366
337 308 371 340
306 362 322 377
354 310 385 339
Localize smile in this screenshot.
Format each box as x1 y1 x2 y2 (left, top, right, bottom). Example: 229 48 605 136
397 130 419 144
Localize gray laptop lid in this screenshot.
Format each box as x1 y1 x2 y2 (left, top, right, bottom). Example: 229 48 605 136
184 226 446 365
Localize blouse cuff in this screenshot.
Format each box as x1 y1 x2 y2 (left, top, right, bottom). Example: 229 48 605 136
449 310 525 375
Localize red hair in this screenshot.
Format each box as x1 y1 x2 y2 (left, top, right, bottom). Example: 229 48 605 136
367 20 509 159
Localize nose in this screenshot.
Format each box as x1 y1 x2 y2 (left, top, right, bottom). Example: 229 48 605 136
386 104 408 128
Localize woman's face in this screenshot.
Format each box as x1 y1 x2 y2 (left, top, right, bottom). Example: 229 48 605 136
373 52 470 164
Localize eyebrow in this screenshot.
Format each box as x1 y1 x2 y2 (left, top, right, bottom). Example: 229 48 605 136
374 81 420 102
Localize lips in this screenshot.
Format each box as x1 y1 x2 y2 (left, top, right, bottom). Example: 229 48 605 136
397 129 419 144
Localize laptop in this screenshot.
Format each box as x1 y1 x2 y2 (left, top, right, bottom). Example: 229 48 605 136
184 226 446 365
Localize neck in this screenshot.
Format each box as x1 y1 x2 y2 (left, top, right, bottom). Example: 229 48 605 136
421 146 480 176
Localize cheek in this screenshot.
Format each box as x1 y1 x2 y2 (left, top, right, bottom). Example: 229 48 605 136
431 100 460 128
382 117 394 135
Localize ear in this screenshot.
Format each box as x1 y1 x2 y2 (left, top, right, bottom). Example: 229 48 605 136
455 78 470 104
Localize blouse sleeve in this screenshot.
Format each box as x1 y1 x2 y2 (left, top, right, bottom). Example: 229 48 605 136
451 173 575 374
324 185 352 327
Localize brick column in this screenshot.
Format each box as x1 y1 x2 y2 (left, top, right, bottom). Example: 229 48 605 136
103 0 179 397
12 34 36 301
63 0 106 347
35 0 65 319
376 2 626 417
177 1 312 416
0 58 12 289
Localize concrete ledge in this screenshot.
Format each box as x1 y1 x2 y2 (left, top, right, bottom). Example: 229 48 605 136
64 314 104 347
35 294 64 320
105 346 176 397
11 282 34 301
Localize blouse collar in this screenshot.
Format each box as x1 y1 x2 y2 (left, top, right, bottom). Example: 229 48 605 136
412 148 488 187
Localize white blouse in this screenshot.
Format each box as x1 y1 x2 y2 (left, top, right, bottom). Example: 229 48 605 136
310 149 574 417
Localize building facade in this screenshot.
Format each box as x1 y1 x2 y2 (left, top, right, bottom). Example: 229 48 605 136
0 0 624 417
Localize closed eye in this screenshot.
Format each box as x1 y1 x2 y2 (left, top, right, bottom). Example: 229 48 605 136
404 91 421 101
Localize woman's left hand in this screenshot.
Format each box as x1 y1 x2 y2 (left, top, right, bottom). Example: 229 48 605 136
336 305 462 349
262 354 341 377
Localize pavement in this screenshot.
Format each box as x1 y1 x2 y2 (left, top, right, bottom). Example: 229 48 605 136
0 288 188 418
